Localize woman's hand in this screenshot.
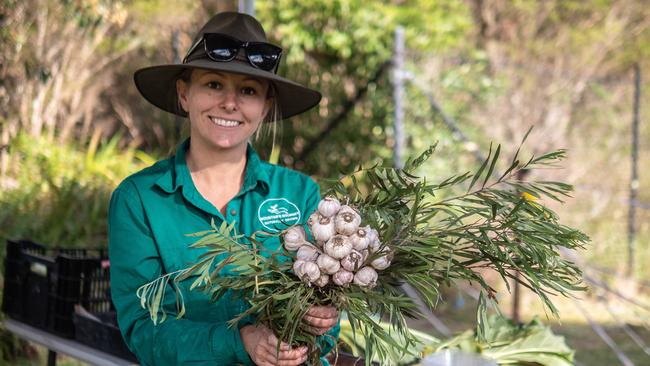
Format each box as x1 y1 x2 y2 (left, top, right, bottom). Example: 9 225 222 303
240 324 308 366
303 305 339 335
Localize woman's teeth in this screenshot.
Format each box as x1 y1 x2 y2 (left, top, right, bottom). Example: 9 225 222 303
210 117 241 127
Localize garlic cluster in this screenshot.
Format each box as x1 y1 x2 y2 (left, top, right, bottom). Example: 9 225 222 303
281 196 394 289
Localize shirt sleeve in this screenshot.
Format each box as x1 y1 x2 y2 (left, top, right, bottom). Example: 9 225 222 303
303 178 342 362
108 182 253 366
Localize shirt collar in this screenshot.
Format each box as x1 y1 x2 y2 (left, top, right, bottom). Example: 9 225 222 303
154 138 270 194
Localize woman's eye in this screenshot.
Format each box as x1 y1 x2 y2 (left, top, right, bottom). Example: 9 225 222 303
241 87 257 96
207 81 222 89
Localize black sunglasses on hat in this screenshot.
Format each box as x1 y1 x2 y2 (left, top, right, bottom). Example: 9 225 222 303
183 33 283 73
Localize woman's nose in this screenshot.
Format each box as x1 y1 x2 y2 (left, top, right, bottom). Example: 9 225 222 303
219 90 238 112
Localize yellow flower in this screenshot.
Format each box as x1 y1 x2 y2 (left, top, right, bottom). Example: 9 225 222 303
521 192 538 202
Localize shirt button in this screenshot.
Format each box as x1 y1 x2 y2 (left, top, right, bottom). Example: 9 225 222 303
230 209 237 216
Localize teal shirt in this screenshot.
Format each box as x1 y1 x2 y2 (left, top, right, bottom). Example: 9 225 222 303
109 139 339 365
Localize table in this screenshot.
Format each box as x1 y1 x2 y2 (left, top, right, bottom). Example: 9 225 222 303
3 319 139 366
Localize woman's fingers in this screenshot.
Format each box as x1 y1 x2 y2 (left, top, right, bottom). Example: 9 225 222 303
306 305 339 319
303 305 339 335
262 334 308 365
303 314 338 328
262 347 308 365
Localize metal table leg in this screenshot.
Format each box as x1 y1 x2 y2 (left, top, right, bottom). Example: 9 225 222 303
47 350 57 366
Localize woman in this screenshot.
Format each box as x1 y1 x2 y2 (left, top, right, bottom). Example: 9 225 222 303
109 12 339 366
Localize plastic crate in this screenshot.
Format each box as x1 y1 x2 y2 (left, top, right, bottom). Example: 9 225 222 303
2 239 112 338
73 309 138 362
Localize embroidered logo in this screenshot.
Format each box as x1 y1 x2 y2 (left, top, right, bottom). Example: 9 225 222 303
258 198 301 232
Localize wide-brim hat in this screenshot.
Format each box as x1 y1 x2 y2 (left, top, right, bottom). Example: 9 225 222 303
133 12 321 120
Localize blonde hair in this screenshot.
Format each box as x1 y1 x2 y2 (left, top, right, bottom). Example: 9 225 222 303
255 85 281 162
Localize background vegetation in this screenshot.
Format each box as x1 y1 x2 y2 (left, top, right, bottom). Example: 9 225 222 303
1 0 649 364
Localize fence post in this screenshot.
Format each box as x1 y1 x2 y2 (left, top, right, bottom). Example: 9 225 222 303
627 63 641 278
392 26 405 169
239 0 255 15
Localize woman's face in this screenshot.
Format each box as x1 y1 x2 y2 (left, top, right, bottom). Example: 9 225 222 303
177 69 272 153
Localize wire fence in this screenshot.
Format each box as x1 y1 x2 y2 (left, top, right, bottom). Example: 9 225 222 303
392 54 650 364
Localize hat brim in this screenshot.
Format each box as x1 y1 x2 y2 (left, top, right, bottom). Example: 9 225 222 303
133 58 321 120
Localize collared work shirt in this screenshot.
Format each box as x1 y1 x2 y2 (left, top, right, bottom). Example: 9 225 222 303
109 139 339 365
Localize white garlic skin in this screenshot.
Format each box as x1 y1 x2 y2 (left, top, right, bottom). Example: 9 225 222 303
360 249 370 263
318 196 341 218
370 247 394 270
314 274 330 287
301 261 321 283
349 228 370 251
332 269 354 287
324 234 353 260
316 253 341 275
334 209 361 236
283 226 306 244
293 260 307 277
353 267 378 288
307 211 320 228
284 239 307 252
365 227 379 244
297 244 320 262
368 237 382 253
311 216 337 244
340 249 364 272
370 253 392 270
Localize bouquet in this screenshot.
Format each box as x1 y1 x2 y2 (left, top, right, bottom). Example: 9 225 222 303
138 140 588 365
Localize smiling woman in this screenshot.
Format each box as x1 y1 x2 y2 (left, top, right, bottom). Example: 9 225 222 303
109 11 339 366
177 70 272 154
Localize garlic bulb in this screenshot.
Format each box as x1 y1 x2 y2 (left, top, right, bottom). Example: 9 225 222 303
316 253 340 275
293 260 306 277
360 249 370 263
307 211 320 227
365 226 379 245
353 267 378 288
283 225 306 244
314 274 329 287
318 196 341 218
311 216 337 244
335 209 361 235
297 244 320 262
349 228 370 251
300 261 321 283
340 250 364 272
368 237 382 253
284 239 307 252
332 269 354 287
324 234 353 260
370 247 393 270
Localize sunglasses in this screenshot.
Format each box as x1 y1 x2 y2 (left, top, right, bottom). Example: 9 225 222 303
183 33 283 73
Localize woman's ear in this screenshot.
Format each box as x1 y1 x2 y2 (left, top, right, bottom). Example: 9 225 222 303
176 79 189 113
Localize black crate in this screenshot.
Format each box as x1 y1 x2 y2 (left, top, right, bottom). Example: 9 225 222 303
2 239 112 338
73 310 138 362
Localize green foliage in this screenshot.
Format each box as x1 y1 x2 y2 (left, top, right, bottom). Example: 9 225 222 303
254 0 476 176
337 317 438 364
429 316 575 366
0 133 155 247
138 141 587 364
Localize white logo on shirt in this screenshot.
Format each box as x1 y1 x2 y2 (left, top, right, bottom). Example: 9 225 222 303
258 198 301 232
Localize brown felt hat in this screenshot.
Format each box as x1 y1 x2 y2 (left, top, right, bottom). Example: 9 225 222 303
134 12 321 120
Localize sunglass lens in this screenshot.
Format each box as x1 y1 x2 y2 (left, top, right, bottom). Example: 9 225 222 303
205 34 239 60
247 43 282 71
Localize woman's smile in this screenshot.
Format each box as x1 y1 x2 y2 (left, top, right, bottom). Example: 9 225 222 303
209 116 243 128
